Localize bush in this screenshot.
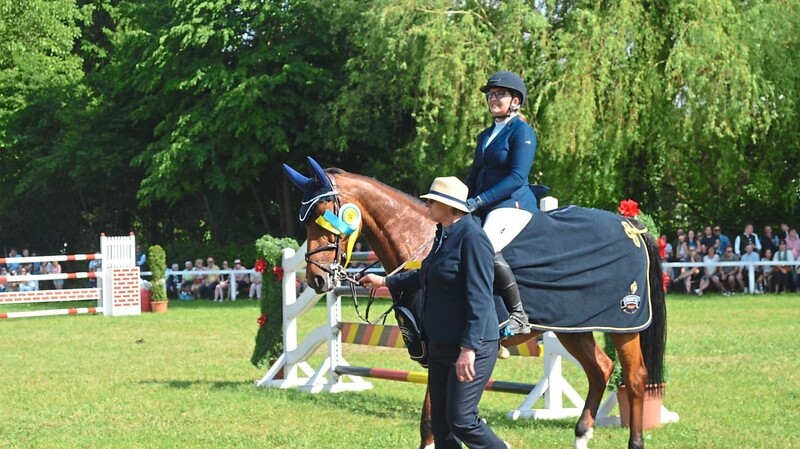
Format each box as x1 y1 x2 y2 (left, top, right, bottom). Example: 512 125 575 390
148 245 168 301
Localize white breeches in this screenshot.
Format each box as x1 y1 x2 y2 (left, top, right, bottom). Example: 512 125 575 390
482 208 533 252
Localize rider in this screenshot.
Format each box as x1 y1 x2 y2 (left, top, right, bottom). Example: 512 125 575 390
465 71 537 337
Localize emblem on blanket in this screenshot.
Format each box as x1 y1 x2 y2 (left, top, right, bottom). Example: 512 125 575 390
620 281 642 315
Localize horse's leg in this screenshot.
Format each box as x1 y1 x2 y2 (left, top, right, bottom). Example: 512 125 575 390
611 332 648 449
419 385 434 449
556 332 614 449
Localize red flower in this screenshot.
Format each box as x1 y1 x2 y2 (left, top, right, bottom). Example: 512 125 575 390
618 199 640 218
257 313 267 327
255 258 268 273
273 266 284 281
662 272 671 293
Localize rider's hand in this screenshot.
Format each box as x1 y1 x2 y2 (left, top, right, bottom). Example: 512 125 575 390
466 196 483 213
359 274 385 289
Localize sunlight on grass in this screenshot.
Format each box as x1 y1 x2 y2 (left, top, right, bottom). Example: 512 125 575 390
1 294 799 448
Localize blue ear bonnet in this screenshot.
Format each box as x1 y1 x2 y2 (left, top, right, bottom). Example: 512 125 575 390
282 157 337 222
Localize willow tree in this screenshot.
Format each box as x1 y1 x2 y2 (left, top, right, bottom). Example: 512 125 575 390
342 0 800 229
338 0 549 194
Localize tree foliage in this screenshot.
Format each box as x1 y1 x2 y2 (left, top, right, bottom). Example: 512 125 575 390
0 0 799 253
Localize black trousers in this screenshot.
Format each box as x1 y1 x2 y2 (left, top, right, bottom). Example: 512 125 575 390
428 340 505 449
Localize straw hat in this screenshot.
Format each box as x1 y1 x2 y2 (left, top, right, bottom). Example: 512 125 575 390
420 177 470 213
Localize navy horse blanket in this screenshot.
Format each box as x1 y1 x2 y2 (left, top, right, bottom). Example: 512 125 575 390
501 205 653 333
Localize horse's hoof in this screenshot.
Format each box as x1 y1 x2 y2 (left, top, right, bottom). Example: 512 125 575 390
573 427 593 449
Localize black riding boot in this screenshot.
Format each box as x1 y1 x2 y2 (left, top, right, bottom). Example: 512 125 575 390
494 252 530 337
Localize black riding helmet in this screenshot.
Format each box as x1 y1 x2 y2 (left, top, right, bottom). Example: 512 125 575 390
479 71 526 106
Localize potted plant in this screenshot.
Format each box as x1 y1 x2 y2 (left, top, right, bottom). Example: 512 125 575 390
148 245 169 313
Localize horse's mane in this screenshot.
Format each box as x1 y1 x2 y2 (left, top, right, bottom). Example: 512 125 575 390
325 167 423 206
324 167 434 271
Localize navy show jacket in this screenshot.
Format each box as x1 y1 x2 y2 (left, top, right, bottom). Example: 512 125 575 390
465 115 537 215
386 216 499 350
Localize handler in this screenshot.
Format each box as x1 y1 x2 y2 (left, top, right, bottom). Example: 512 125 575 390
465 70 537 337
361 177 508 449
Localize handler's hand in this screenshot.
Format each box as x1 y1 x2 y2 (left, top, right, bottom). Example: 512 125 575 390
456 347 476 382
359 274 385 289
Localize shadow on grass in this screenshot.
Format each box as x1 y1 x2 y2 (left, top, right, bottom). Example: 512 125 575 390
138 379 255 390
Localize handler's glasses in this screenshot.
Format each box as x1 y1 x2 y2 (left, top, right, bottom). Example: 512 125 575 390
485 90 510 101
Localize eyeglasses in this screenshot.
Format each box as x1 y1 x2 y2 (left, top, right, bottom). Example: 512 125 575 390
713 228 720 232
725 250 733 253
485 90 510 101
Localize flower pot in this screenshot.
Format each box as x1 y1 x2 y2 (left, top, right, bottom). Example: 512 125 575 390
151 300 169 314
617 384 664 429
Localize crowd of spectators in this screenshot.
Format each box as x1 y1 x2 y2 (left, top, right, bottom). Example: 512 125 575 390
166 257 262 301
661 223 800 296
0 246 69 292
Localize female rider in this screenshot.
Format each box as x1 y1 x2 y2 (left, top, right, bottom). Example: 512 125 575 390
465 71 537 337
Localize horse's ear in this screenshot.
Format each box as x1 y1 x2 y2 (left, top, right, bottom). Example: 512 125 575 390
283 163 309 190
307 157 332 189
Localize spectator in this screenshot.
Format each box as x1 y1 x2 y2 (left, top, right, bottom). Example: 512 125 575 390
20 248 33 274
201 257 220 299
758 248 774 294
0 266 7 292
738 243 760 293
779 222 791 241
190 259 205 298
699 226 718 255
700 246 721 295
166 263 182 299
18 267 37 291
49 260 64 289
7 248 21 272
87 258 101 288
249 262 262 300
786 228 800 259
687 229 699 250
676 246 704 294
734 223 761 256
180 260 195 294
673 229 689 261
135 245 147 270
718 246 740 296
761 225 779 257
214 260 231 302
772 240 795 293
7 269 19 292
714 225 732 254
233 259 249 299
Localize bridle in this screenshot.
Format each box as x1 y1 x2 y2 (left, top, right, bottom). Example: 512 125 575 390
304 174 434 324
304 175 350 284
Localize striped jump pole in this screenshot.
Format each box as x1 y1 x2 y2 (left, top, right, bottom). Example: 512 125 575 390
334 365 537 395
0 307 101 319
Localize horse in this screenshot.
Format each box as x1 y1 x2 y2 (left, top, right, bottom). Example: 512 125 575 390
283 157 667 449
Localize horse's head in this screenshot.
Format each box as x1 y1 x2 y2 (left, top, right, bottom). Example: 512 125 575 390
283 157 358 293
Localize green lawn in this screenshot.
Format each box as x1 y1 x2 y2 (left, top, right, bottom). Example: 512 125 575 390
1 293 799 449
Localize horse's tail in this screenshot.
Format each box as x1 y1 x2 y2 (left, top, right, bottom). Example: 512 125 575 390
640 231 667 387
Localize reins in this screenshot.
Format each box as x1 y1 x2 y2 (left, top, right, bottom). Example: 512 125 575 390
346 237 434 325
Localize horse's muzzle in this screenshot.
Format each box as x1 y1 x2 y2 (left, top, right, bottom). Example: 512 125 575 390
308 272 334 293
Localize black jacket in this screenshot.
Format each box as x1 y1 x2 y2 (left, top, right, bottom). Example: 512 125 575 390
386 216 499 349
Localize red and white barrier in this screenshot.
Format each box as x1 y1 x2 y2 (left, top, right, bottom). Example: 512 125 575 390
0 234 140 319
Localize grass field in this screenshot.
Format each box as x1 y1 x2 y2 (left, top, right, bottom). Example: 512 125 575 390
1 293 799 449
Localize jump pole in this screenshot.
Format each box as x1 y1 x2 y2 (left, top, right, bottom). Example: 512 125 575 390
334 365 538 395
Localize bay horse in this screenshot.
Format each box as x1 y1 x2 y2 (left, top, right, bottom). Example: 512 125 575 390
283 158 666 449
